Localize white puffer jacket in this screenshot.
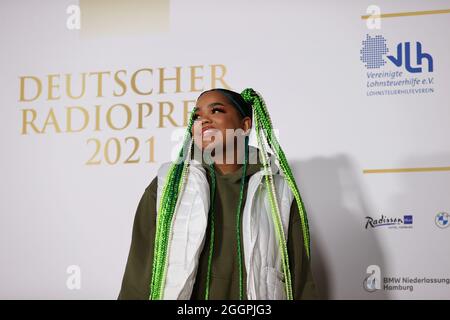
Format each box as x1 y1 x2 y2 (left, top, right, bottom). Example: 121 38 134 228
156 159 294 299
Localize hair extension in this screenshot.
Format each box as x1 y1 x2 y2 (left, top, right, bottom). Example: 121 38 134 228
241 88 311 300
149 113 195 300
241 88 311 259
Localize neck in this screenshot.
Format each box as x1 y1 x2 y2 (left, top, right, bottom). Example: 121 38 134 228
213 145 246 175
214 162 243 175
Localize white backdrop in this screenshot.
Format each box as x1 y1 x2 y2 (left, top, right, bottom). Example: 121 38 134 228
1 0 449 299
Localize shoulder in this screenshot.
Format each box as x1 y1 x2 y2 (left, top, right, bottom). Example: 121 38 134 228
144 161 173 193
156 161 173 179
145 176 158 195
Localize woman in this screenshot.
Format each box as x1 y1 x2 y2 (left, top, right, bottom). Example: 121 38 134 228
118 88 317 300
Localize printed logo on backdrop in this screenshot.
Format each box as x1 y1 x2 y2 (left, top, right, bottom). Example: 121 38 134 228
18 65 231 166
435 212 449 229
360 34 435 97
364 265 450 293
365 214 413 229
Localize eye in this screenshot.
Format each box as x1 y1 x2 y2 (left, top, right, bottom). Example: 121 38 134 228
212 107 224 114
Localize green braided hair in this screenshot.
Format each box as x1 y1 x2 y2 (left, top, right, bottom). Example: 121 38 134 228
241 88 311 300
149 88 311 300
240 88 311 258
148 113 195 300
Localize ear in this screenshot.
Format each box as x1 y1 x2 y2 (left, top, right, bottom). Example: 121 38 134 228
242 116 252 134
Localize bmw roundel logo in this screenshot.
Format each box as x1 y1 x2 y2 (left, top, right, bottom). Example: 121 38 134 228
435 212 449 229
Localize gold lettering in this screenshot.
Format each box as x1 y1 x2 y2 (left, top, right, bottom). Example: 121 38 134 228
113 70 127 97
158 101 180 128
89 71 111 97
19 76 42 102
183 100 196 126
94 105 101 131
158 67 182 94
42 108 62 133
106 103 131 130
47 74 61 100
131 68 153 95
137 102 153 129
66 106 89 133
190 65 204 92
21 109 42 134
210 64 231 89
65 73 86 99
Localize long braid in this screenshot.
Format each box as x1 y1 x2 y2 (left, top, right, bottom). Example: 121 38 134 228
241 88 312 298
254 113 293 300
149 113 195 300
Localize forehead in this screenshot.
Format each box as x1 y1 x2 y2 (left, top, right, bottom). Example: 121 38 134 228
195 91 230 109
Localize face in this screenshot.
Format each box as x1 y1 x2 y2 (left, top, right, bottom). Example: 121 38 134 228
192 91 251 156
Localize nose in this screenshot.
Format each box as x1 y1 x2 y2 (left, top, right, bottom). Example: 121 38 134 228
195 112 211 125
201 117 211 125
191 114 211 135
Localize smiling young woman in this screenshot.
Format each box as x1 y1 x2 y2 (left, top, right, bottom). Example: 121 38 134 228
118 88 318 300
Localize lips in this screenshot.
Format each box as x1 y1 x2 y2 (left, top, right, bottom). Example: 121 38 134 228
201 125 214 134
201 126 219 137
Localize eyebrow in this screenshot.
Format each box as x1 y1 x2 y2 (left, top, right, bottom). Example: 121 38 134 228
193 102 226 113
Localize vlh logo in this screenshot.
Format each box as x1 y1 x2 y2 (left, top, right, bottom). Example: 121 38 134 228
360 34 434 73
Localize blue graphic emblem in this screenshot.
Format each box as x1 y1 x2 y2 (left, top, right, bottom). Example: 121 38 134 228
360 34 389 69
403 215 413 225
435 212 449 229
387 42 433 73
